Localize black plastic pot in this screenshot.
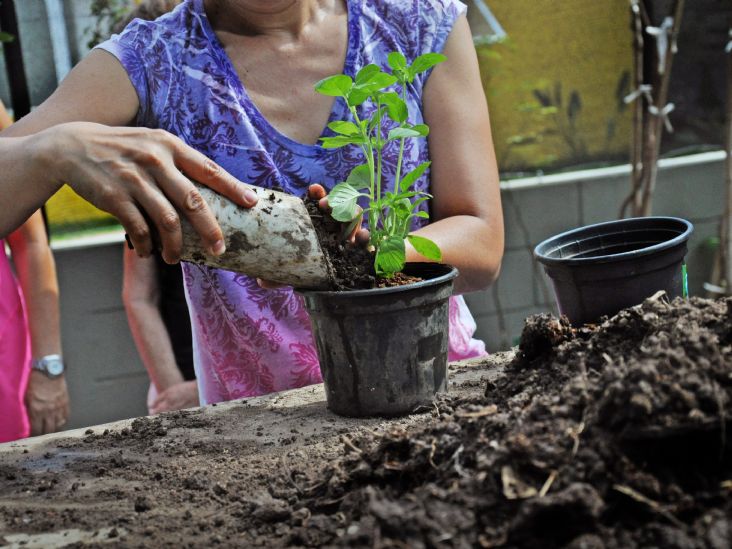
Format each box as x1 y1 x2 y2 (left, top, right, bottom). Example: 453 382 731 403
298 263 458 417
534 217 693 326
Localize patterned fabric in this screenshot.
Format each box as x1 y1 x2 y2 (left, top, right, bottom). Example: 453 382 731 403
98 0 486 405
0 242 31 442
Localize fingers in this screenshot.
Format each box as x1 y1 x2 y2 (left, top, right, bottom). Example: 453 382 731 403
355 228 371 246
172 136 258 208
114 201 155 258
308 184 327 200
257 278 287 290
128 173 184 264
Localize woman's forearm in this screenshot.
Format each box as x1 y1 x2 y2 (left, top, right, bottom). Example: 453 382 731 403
407 214 503 294
0 133 62 239
122 250 184 392
125 299 184 391
7 212 62 357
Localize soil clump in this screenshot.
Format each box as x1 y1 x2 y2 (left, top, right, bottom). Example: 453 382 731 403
271 294 732 548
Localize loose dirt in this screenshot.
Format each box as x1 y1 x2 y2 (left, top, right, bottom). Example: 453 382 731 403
2 295 731 548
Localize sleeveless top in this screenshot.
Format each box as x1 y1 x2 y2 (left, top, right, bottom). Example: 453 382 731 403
98 0 486 405
0 242 31 442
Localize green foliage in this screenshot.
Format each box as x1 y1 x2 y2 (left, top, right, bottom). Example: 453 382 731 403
315 52 445 278
86 0 133 48
0 31 15 43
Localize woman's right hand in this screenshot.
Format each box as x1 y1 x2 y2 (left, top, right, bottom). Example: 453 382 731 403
38 122 259 264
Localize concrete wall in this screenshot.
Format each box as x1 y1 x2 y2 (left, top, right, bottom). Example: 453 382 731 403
53 237 149 429
52 152 726 429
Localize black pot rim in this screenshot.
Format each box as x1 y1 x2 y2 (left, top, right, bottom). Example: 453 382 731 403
299 263 458 297
534 216 693 266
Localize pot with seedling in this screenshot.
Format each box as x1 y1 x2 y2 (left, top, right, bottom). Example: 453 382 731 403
176 52 455 417
296 51 457 418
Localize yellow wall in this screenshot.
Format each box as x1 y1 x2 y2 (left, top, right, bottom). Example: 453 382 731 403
471 0 633 172
46 185 118 236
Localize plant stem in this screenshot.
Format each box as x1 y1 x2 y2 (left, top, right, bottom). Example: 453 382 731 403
349 105 378 237
393 85 409 194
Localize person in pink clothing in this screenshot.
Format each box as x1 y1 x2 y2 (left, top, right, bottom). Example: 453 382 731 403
0 101 68 443
0 215 68 443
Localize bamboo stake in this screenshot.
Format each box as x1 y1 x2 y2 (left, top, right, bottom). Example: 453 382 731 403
638 0 685 217
620 0 646 218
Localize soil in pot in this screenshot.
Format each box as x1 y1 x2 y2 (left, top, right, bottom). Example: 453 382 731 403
304 197 422 290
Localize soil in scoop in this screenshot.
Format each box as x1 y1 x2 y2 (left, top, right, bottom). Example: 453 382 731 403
304 198 421 290
3 296 731 548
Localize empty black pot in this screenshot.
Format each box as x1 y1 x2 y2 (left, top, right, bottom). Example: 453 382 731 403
298 263 457 417
534 217 693 326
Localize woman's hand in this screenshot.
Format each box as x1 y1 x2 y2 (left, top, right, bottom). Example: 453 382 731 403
150 380 199 414
25 372 69 436
37 122 259 264
256 184 369 290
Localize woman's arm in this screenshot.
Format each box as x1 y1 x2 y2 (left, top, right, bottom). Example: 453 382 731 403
414 14 504 294
122 247 185 393
6 212 68 435
0 50 258 260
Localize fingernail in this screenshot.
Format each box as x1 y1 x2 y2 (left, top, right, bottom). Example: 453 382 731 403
242 188 258 205
211 239 226 255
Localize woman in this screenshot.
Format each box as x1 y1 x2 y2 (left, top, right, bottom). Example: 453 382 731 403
0 101 67 442
2 0 503 405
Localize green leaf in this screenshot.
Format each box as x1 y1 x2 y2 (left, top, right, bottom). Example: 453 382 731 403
375 236 406 277
399 161 431 192
387 52 407 73
380 92 408 124
346 164 371 190
328 183 365 222
327 121 361 136
355 72 397 94
411 196 431 211
0 31 15 43
319 135 364 149
388 127 421 141
355 64 381 85
410 53 447 76
412 124 430 137
407 234 442 261
414 211 430 219
347 87 371 107
314 74 353 97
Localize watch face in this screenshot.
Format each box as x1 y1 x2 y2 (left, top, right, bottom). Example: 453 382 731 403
46 359 64 376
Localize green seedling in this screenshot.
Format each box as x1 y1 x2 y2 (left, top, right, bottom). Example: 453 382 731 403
314 52 445 277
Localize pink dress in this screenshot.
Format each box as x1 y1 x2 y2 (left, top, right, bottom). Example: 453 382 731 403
0 241 31 443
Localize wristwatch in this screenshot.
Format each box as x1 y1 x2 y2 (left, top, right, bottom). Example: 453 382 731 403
31 355 65 378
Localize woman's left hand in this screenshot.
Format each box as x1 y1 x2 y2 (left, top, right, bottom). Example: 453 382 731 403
25 372 70 436
150 380 199 414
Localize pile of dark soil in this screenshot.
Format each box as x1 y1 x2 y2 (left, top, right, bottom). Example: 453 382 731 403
3 296 730 548
267 295 732 547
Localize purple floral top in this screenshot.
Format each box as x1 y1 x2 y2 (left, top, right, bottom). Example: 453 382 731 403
99 0 486 405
